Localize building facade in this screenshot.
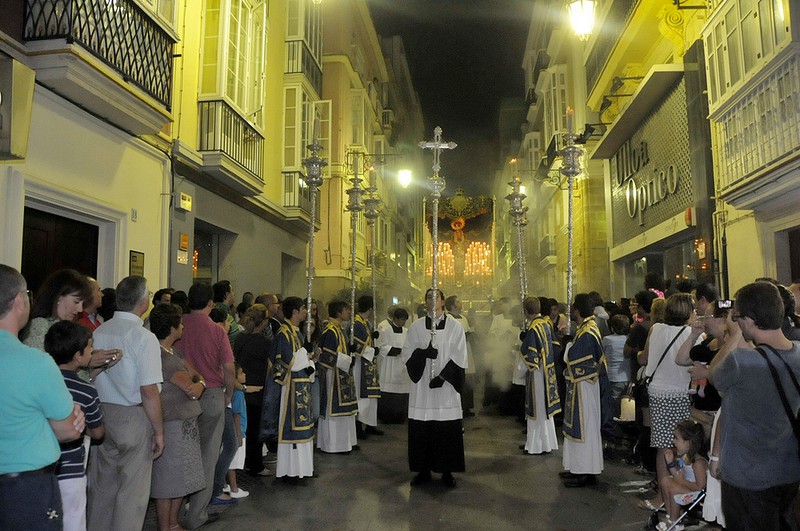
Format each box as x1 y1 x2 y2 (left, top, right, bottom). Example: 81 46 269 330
0 0 427 310
316 0 426 310
701 0 800 293
501 0 610 305
1 0 177 292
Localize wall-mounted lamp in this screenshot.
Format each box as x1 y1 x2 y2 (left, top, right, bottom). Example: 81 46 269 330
610 75 644 95
600 94 633 114
574 122 608 144
567 0 596 41
673 0 707 9
312 0 323 5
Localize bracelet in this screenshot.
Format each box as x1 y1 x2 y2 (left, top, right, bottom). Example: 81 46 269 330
666 461 678 469
709 455 719 462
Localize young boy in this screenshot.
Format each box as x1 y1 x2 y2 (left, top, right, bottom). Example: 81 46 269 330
224 363 249 498
44 320 105 531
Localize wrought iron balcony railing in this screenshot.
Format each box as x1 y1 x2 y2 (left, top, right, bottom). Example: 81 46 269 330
199 100 264 179
285 40 323 96
283 171 320 221
24 0 174 108
584 0 637 95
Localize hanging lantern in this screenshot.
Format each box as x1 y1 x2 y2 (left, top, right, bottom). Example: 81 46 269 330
568 0 596 41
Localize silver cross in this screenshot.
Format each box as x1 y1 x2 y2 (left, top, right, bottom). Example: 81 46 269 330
419 126 457 177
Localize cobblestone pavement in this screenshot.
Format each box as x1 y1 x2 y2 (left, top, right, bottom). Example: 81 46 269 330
144 412 720 530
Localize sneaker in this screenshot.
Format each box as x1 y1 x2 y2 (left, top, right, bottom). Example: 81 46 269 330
222 485 231 494
229 488 249 499
655 520 683 531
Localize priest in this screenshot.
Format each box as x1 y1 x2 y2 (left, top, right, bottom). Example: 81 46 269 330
376 307 410 424
402 289 467 488
316 300 358 453
272 296 315 481
521 296 561 455
561 293 605 487
352 295 382 438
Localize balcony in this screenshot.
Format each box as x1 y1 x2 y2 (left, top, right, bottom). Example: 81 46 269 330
711 50 800 211
283 170 320 225
539 234 556 268
381 108 394 130
23 0 174 134
285 40 322 96
198 100 264 196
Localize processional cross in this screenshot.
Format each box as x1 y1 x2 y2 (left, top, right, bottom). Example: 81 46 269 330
419 126 457 378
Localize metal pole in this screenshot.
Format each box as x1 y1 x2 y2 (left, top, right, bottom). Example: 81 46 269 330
419 126 457 380
364 168 381 332
345 153 365 346
301 118 326 343
506 171 529 330
559 108 582 320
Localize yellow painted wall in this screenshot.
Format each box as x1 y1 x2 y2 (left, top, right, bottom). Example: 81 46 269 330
721 209 764 294
262 1 287 206
1 87 169 288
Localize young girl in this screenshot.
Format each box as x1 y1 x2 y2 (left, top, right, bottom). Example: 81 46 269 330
225 364 249 498
657 420 708 531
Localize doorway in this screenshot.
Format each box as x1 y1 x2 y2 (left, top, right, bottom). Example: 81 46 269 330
22 206 99 295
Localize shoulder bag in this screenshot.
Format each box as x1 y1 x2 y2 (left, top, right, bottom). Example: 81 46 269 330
632 326 687 409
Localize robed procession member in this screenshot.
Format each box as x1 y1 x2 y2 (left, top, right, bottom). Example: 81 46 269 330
561 293 605 488
316 300 358 453
445 295 476 417
376 307 411 424
272 297 316 481
520 296 561 455
352 295 383 438
402 289 467 488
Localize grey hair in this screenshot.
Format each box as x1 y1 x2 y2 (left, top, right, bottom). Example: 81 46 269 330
0 264 26 318
115 276 148 312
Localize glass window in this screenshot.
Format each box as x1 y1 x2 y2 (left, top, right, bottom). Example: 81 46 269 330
202 0 266 128
284 87 298 166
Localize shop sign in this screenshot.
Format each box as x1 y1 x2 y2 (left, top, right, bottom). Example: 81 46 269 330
613 139 680 226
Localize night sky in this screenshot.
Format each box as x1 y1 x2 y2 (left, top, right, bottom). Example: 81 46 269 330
366 0 532 196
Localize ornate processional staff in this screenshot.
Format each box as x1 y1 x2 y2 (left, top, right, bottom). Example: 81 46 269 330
345 154 366 346
419 126 457 379
363 168 381 333
301 118 327 342
559 108 582 320
506 170 529 330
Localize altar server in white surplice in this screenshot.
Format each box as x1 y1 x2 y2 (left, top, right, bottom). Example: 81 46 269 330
402 289 467 489
376 307 410 424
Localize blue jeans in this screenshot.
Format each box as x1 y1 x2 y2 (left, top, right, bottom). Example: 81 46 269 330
213 407 238 496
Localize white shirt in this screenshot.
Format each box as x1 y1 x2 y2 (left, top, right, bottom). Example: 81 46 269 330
93 311 163 406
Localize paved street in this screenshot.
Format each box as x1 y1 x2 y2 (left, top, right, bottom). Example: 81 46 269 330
145 412 710 531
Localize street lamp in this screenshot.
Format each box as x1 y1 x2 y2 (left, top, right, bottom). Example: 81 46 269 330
568 0 596 41
398 169 413 189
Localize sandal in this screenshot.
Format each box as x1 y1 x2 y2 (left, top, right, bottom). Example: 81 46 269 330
637 499 664 512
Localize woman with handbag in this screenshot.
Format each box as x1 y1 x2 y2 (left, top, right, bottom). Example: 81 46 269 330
637 293 696 511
